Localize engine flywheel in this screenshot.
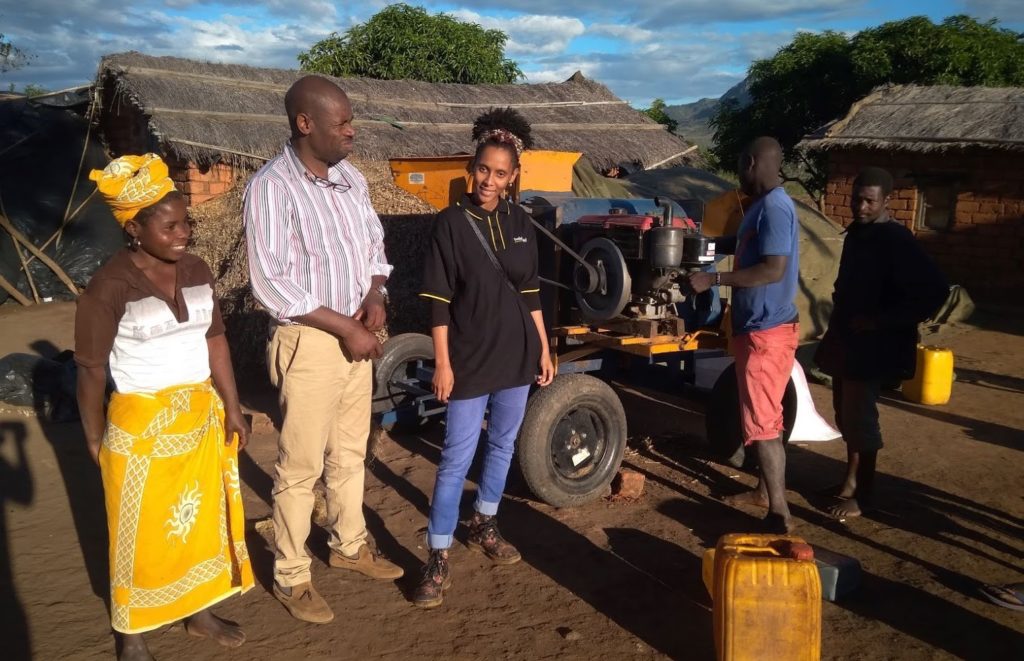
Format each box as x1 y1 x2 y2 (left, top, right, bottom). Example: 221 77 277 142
574 237 631 322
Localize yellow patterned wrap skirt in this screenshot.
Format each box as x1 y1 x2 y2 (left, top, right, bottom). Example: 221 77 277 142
98 381 254 634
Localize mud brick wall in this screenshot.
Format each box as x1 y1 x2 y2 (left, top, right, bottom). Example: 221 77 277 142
166 160 238 206
822 148 1024 302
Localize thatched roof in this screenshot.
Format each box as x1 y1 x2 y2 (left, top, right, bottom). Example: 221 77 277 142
800 85 1024 154
96 52 692 171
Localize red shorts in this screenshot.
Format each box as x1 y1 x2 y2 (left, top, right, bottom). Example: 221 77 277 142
732 323 799 444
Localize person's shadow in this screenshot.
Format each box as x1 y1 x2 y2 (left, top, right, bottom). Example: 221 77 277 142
0 421 34 661
28 340 110 610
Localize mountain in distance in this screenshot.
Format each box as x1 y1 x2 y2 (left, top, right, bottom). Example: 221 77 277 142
664 78 750 148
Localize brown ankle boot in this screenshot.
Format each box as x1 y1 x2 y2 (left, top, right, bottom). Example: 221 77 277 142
466 512 521 565
412 549 451 609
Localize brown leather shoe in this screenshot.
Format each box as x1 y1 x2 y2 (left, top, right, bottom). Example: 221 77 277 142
466 512 521 565
329 543 404 579
273 581 334 624
412 549 451 609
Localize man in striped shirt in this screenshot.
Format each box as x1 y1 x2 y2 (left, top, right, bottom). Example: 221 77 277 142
244 75 402 625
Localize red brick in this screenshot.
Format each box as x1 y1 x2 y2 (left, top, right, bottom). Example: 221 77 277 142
972 213 998 224
611 469 645 500
957 201 980 214
889 199 909 211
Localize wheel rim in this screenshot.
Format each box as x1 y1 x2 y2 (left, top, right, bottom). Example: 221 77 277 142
550 406 608 481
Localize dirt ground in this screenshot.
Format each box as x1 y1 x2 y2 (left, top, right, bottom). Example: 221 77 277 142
1 302 1022 660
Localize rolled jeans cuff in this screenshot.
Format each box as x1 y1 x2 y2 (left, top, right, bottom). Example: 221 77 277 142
475 497 500 517
427 532 454 550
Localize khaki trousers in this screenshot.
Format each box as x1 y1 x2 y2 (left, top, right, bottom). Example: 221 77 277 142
268 325 372 587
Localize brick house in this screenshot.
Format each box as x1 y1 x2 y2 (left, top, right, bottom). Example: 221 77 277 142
800 85 1024 302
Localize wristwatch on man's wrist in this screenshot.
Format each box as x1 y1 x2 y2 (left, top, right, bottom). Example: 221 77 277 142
374 284 388 299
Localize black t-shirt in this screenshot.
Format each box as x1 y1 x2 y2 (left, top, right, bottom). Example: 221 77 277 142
420 195 543 400
815 217 947 380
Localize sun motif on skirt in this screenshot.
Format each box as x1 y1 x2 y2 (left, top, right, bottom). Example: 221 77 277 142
166 481 202 544
225 458 241 504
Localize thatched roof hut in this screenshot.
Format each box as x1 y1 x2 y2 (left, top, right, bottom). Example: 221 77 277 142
800 84 1024 154
95 51 692 172
800 84 1024 303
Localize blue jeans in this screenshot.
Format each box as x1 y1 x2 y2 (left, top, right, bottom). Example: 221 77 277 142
427 385 530 549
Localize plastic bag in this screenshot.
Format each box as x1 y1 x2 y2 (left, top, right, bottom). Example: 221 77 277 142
0 351 79 421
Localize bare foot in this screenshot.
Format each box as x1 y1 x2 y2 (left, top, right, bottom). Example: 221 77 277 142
829 497 866 520
763 512 796 534
723 489 770 509
817 482 856 499
184 610 246 648
118 634 154 661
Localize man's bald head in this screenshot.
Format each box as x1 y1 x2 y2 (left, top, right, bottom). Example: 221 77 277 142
738 136 784 196
285 75 356 166
285 75 350 135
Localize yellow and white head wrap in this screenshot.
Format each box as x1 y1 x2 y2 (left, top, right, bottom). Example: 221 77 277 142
90 153 177 225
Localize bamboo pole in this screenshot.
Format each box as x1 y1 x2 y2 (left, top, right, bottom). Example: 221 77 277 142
10 235 40 303
0 273 32 306
0 213 79 296
21 189 98 272
57 96 96 248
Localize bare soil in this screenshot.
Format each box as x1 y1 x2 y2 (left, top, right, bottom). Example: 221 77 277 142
1 302 1022 660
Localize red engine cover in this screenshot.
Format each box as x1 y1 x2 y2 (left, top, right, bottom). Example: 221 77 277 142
576 214 696 230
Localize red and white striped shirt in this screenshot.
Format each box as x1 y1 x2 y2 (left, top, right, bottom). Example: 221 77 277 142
243 142 392 322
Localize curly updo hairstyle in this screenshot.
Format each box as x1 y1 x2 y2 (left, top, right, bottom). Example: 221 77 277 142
471 107 534 170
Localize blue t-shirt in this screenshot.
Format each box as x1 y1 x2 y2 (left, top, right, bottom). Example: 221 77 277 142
730 187 799 335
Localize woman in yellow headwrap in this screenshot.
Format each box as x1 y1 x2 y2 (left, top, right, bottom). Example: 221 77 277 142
76 154 253 660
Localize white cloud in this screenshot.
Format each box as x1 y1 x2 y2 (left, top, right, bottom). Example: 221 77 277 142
0 1 339 89
959 0 1024 23
450 10 585 56
588 24 659 43
429 0 856 27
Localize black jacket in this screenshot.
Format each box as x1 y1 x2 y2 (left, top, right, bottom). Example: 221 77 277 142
815 218 948 381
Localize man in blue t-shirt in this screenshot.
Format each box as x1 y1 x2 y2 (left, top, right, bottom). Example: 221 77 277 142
687 136 800 533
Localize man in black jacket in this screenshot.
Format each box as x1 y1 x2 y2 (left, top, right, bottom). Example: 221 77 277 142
815 167 948 519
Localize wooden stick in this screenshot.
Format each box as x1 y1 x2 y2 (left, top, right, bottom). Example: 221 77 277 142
0 213 79 295
20 189 98 271
10 235 40 303
57 98 96 248
0 195 37 302
0 272 32 306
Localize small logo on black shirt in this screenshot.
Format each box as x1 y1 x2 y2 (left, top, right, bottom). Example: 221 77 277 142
513 236 528 244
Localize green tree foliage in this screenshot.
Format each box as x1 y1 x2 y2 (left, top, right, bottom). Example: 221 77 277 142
710 16 1024 200
642 98 678 134
298 4 522 84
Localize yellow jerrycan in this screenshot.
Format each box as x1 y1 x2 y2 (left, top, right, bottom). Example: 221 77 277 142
902 345 954 405
711 533 822 661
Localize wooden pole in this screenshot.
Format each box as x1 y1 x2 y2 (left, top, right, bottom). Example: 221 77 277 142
10 235 40 303
20 189 97 271
0 272 32 306
0 213 79 296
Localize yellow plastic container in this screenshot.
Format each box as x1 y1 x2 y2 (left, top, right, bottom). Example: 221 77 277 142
702 547 716 595
712 533 822 661
902 345 954 405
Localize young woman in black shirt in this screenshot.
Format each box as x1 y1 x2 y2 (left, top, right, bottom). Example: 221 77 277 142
414 109 554 608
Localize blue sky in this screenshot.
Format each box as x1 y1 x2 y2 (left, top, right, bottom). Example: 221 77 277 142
2 1 1021 105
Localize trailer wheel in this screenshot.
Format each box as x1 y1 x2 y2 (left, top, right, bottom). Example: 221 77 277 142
373 333 436 432
517 374 628 508
706 365 797 468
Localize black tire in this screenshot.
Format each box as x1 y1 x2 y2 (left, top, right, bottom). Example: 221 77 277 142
517 374 628 508
706 364 796 468
372 333 436 432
